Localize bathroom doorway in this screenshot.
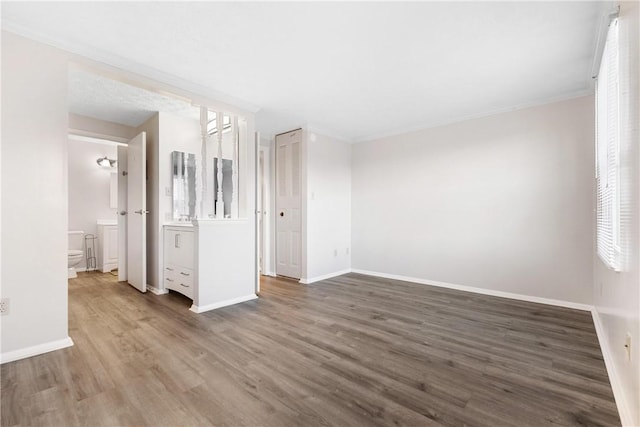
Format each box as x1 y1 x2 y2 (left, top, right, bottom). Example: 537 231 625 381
67 133 123 279
66 128 148 294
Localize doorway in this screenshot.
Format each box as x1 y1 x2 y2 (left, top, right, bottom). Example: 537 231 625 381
67 134 123 280
67 129 148 293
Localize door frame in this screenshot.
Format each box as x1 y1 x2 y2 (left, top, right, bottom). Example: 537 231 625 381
117 144 128 282
258 143 273 277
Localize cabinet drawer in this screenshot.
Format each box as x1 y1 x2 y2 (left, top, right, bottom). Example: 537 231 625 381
164 265 194 299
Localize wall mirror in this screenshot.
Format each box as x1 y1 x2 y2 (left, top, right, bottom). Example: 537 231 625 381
172 151 196 220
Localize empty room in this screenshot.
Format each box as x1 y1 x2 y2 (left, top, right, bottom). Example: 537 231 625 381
1 1 639 426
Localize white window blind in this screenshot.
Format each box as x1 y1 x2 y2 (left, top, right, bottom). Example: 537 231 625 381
596 18 621 271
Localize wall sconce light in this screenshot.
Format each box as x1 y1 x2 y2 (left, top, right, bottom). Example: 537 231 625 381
96 156 117 168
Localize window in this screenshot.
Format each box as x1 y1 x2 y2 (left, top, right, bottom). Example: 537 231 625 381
595 18 621 271
207 114 231 135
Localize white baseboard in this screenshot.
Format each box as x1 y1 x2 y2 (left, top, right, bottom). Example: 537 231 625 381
261 272 277 277
147 285 168 295
190 294 258 314
0 337 74 364
299 269 352 284
591 309 633 426
74 268 104 273
350 269 593 312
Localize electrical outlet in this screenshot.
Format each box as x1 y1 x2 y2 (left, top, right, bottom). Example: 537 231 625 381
165 186 171 197
346 247 350 255
625 333 632 361
0 298 10 316
333 249 338 257
165 212 173 221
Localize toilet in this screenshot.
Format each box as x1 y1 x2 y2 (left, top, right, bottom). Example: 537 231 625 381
68 230 84 279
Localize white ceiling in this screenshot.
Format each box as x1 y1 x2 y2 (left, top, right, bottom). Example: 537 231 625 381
68 68 200 127
2 2 607 141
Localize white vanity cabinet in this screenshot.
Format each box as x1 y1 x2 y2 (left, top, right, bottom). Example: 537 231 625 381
97 220 118 273
163 226 195 299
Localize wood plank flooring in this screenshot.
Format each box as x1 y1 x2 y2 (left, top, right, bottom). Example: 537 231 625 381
1 272 620 426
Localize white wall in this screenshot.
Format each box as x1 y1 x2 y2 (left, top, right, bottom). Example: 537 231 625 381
593 2 640 425
352 96 595 305
304 132 352 282
194 220 257 311
1 32 72 360
69 113 137 141
68 139 118 269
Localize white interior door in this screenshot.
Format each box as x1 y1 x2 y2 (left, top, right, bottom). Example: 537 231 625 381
127 132 147 292
275 129 301 279
258 150 264 273
117 145 128 282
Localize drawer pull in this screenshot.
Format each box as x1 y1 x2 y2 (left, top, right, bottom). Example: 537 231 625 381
179 283 190 288
166 278 174 282
180 272 190 276
166 267 174 271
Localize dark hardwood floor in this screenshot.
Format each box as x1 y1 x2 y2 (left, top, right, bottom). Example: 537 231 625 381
1 272 620 426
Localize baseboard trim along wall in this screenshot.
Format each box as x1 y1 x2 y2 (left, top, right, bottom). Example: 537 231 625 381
147 285 168 296
299 269 353 285
0 337 74 364
350 269 593 311
591 309 633 427
189 294 258 314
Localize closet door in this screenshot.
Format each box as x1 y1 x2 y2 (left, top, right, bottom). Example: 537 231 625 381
275 129 302 279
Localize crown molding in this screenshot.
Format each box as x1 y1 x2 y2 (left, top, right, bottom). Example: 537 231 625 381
354 90 594 144
1 22 261 114
304 124 354 144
